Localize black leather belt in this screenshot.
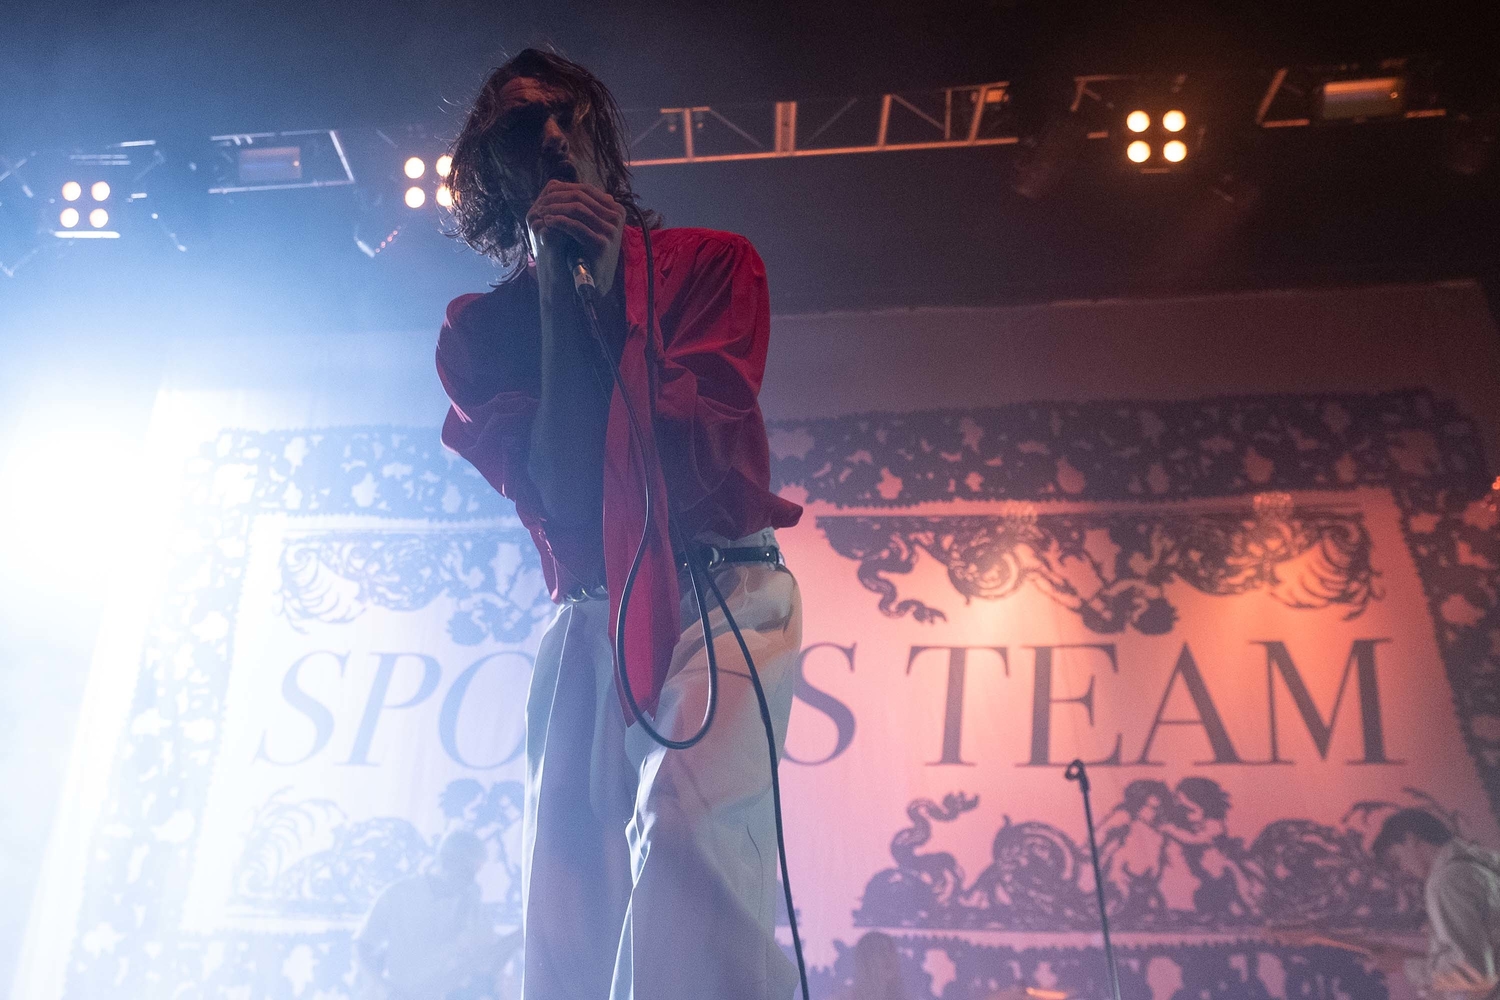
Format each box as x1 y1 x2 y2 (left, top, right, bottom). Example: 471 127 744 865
564 544 784 604
679 542 784 572
563 583 610 604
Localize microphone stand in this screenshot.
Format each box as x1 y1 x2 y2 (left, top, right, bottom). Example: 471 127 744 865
1065 759 1122 1000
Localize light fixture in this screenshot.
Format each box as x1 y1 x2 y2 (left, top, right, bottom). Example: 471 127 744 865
91 181 110 201
404 186 426 209
1162 110 1186 132
89 208 109 228
435 184 453 208
1319 77 1405 121
1163 140 1187 162
404 157 426 180
59 208 79 228
236 146 303 185
61 181 82 202
1126 111 1150 133
436 154 452 177
1126 140 1151 163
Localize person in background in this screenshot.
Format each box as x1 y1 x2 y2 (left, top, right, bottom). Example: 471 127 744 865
354 830 515 1000
1370 808 1500 999
835 931 909 1000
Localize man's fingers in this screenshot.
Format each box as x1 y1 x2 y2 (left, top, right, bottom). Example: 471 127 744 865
531 191 619 234
539 179 616 213
539 178 620 217
572 184 625 223
532 182 624 229
533 214 610 255
533 205 613 251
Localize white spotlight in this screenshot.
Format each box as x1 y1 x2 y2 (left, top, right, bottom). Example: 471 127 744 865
1126 111 1150 133
59 208 79 228
436 154 453 177
61 181 82 202
1163 140 1187 162
1162 110 1186 132
435 184 453 208
404 186 426 209
91 181 111 201
89 208 109 228
1126 141 1151 163
404 157 426 180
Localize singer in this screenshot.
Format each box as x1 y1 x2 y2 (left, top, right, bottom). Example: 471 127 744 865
436 49 804 1000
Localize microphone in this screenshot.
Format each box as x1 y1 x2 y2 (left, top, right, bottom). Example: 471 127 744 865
544 160 598 303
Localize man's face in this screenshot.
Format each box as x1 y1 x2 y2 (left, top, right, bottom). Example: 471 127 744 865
1385 835 1434 882
491 75 603 206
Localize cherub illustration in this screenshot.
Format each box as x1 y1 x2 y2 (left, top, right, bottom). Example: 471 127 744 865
1155 777 1261 919
1098 779 1175 916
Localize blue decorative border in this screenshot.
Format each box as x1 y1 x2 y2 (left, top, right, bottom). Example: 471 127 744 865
64 389 1499 998
66 429 519 998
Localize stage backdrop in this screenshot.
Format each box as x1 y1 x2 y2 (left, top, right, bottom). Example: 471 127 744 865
14 279 1500 1000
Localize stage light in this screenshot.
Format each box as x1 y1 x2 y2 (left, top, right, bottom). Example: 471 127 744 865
1163 140 1187 162
91 181 110 201
1162 110 1186 132
1319 77 1405 120
1127 141 1151 163
435 184 453 208
89 208 109 228
404 186 426 209
436 154 452 177
1126 111 1150 133
59 208 79 228
235 146 304 186
404 156 426 179
61 181 82 202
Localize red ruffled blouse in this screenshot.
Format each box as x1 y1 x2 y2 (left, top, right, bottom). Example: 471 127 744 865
436 226 802 716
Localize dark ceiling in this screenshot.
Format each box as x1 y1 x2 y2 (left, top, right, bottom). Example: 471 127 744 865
2 0 1497 324
4 0 1495 139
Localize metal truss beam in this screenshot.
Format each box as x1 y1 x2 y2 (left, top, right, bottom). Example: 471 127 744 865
621 63 1451 168
625 82 1016 166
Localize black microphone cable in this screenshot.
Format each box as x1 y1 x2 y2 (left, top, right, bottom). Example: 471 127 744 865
569 204 810 1000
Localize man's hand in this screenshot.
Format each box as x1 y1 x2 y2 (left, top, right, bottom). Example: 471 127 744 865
526 179 626 296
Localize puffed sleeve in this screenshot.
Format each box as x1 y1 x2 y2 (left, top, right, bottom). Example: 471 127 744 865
436 289 593 598
436 292 542 506
652 234 777 533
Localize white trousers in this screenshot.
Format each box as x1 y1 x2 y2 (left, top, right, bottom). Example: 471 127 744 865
519 528 802 1000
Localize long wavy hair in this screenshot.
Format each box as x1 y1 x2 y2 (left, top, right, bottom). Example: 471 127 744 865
447 48 656 277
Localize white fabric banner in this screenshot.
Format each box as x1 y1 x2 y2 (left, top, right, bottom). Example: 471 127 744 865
15 282 1500 1000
